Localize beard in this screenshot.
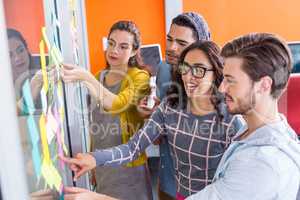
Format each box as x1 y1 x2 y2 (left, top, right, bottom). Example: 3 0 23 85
165 50 179 65
226 88 256 115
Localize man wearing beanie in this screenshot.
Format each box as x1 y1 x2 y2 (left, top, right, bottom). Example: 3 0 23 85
138 12 211 200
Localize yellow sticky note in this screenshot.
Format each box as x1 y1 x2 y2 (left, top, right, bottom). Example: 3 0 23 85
41 161 62 191
50 164 62 191
41 27 51 50
68 0 76 11
39 114 51 163
51 46 63 66
41 161 54 188
39 40 48 92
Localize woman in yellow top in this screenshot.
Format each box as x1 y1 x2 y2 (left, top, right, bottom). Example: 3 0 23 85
62 21 151 200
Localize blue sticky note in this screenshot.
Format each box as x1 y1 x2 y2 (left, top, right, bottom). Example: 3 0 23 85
27 115 42 177
22 79 35 115
27 115 40 144
32 146 42 177
59 192 64 200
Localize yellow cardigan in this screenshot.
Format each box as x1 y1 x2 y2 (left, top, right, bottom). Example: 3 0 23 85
98 67 150 167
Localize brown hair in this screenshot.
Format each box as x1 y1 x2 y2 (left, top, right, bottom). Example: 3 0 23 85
108 20 143 68
221 33 292 99
7 28 34 70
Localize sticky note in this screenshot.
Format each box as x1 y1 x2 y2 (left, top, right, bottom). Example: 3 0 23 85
42 27 51 50
46 108 58 144
41 161 62 191
53 109 64 168
27 115 42 177
57 81 64 109
39 115 50 163
22 79 35 115
27 115 40 144
32 146 42 177
41 162 54 188
40 88 48 115
39 39 48 92
51 164 62 191
51 46 63 66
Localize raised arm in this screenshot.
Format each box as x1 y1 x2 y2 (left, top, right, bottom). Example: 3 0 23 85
61 64 117 110
62 64 149 112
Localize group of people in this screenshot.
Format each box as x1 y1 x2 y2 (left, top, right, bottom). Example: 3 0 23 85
7 11 300 200
60 12 300 200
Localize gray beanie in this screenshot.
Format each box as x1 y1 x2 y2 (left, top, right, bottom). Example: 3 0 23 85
178 12 211 40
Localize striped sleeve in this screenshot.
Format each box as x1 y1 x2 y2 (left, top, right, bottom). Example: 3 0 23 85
92 102 167 166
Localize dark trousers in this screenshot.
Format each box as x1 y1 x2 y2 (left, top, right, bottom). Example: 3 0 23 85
158 189 176 200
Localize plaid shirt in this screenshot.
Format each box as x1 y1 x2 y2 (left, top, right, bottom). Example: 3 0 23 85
93 101 244 197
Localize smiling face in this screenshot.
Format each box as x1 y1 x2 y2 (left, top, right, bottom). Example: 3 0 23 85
8 37 30 81
219 57 257 114
181 49 215 99
166 24 196 65
105 30 136 68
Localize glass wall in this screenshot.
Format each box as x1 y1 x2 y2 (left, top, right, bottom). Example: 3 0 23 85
0 0 90 199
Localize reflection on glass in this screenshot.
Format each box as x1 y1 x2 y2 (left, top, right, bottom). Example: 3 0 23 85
7 29 38 101
4 1 68 198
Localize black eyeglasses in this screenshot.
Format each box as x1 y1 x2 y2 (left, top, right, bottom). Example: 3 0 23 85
178 61 215 78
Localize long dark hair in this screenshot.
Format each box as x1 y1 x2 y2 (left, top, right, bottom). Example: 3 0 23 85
7 28 34 70
167 40 225 119
107 20 144 69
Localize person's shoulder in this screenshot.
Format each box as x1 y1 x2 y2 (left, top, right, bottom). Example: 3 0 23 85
222 108 245 126
233 142 293 171
128 66 150 77
158 61 169 67
221 113 246 137
94 69 108 80
157 61 171 72
156 62 172 85
125 67 150 88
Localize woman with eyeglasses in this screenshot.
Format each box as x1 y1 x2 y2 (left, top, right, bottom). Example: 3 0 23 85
61 40 244 200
